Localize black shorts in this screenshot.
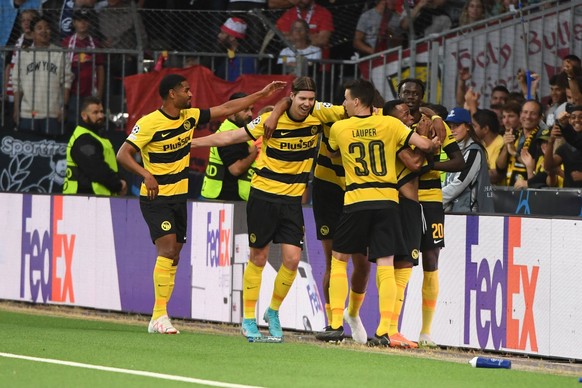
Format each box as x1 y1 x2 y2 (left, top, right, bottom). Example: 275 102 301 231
312 178 344 240
140 200 187 244
395 197 422 266
332 202 404 262
420 201 445 251
247 193 304 248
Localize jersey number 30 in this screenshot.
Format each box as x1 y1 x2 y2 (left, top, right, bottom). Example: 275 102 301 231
349 141 387 177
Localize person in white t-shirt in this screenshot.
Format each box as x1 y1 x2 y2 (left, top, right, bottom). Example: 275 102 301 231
277 19 321 75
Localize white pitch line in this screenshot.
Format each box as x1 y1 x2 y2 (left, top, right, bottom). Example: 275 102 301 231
0 352 264 388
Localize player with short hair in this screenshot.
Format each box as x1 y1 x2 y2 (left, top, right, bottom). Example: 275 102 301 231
264 94 370 344
116 74 285 334
398 79 465 347
382 99 446 348
192 76 323 341
320 79 439 345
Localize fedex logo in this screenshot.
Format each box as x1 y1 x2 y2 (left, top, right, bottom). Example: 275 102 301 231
464 216 539 352
206 209 231 267
20 195 76 304
306 283 323 316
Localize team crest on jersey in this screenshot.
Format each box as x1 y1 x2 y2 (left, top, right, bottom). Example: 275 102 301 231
411 249 419 260
249 233 257 243
131 124 140 135
183 119 191 131
322 102 333 108
311 126 318 135
161 221 172 231
320 225 329 236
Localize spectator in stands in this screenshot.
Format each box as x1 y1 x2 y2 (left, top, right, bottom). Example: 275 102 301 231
496 100 545 186
544 106 582 188
499 99 521 140
490 84 509 116
214 17 257 82
0 0 41 48
544 73 568 127
62 8 104 130
458 0 488 26
563 55 582 105
276 0 334 62
12 15 73 138
514 128 554 189
472 108 504 184
353 0 405 57
96 0 147 94
442 107 493 212
400 0 451 39
278 19 321 75
3 8 39 132
456 66 508 123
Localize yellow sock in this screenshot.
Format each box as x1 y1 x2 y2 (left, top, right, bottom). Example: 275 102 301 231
376 265 396 337
243 261 264 320
421 270 439 335
347 290 365 317
390 267 412 335
152 256 173 320
329 257 348 329
270 264 297 310
325 303 332 325
168 265 177 301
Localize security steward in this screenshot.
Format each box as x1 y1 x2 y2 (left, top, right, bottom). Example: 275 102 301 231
201 92 257 201
63 96 127 196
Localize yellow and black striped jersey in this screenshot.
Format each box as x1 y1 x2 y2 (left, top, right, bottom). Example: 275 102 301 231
245 110 322 203
329 114 413 211
127 108 210 202
395 145 418 188
310 102 346 189
418 121 459 203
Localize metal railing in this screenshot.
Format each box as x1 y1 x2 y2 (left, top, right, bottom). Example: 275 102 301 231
1 0 579 137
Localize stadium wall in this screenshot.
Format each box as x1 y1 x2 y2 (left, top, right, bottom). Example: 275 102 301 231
0 192 580 360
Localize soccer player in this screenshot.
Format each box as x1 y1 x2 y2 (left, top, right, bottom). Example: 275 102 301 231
382 100 445 348
263 97 369 344
116 74 285 334
191 76 322 340
322 79 439 345
398 78 465 347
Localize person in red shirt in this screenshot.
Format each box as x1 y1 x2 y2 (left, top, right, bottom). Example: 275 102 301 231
62 8 104 129
276 0 334 61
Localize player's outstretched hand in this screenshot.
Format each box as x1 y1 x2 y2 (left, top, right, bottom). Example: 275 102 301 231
260 81 287 97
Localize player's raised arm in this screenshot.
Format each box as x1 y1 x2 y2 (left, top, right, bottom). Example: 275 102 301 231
191 127 252 149
263 97 291 139
209 81 286 119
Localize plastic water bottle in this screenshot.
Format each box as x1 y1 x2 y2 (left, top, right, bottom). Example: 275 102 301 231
469 356 512 369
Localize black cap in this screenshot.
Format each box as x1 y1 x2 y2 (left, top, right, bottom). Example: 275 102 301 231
73 9 92 21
